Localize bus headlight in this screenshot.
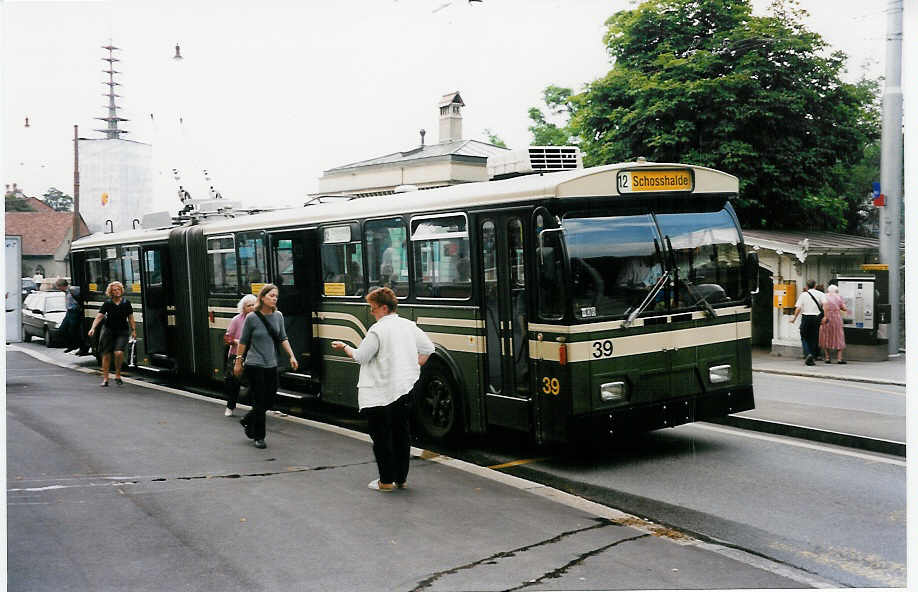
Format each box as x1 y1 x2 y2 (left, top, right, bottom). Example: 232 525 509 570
600 381 627 402
709 364 732 384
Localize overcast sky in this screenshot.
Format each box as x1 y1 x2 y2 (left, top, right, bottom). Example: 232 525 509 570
1 0 893 214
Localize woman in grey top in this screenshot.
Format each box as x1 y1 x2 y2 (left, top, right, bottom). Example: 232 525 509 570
233 284 298 449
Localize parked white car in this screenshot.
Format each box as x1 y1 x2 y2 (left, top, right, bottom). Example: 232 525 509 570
22 291 67 347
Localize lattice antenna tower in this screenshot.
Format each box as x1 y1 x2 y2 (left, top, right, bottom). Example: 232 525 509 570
95 44 129 138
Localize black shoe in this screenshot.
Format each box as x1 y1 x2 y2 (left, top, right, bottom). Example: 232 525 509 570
805 355 815 366
115 378 124 385
100 380 109 387
254 439 266 449
75 349 89 356
64 347 74 353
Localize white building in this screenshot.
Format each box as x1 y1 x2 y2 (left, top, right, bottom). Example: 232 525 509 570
78 138 153 234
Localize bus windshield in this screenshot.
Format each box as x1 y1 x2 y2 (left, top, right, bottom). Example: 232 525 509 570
562 208 744 320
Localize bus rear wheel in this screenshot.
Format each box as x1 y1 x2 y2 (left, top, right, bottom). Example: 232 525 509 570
413 363 461 441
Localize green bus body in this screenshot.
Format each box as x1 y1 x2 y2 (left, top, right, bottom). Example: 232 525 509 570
71 162 756 444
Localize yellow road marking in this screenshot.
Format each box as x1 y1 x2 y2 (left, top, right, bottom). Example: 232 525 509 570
487 457 550 470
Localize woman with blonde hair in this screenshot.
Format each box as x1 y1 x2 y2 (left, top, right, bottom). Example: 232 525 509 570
88 281 136 387
819 284 848 363
234 284 298 449
222 294 257 416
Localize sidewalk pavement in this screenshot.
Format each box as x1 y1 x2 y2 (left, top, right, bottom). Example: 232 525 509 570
751 347 906 386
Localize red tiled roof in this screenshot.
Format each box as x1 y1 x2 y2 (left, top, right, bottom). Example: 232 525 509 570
5 210 89 256
24 197 54 212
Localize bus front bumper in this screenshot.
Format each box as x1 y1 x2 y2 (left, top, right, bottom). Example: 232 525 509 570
574 385 755 438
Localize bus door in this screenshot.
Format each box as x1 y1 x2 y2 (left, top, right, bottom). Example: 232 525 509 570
270 229 320 388
478 211 532 431
139 244 175 361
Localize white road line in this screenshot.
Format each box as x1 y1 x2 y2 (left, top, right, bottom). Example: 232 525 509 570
692 423 906 467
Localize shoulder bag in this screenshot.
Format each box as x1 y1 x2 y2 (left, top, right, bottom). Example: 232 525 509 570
807 291 824 324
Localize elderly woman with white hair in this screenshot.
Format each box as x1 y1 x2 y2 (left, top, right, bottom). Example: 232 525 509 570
819 284 848 364
222 294 257 416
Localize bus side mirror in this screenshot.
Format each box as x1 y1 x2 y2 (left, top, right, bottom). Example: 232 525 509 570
746 252 760 295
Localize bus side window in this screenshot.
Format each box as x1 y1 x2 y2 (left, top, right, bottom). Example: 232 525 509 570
365 218 408 297
103 246 123 287
237 232 267 293
538 231 565 319
411 214 470 300
207 236 238 294
85 250 104 292
122 247 141 292
321 225 364 297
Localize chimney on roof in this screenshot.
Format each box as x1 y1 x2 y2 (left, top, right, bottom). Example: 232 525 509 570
420 129 426 146
438 92 465 143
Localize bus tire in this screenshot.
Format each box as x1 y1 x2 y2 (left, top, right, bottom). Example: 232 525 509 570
413 361 462 441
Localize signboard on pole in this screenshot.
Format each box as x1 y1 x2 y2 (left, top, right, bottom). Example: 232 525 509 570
6 235 22 342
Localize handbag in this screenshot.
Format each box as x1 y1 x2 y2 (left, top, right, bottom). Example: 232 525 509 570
807 291 824 324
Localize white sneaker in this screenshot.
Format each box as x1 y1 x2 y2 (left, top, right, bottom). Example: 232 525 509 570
224 408 234 417
367 479 394 492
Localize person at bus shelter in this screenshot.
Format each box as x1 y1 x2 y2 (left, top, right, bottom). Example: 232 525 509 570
222 294 257 417
819 284 848 364
87 281 136 386
791 279 825 366
233 284 298 450
331 287 434 492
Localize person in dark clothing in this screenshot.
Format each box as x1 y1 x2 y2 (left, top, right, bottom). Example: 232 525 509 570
56 278 82 352
88 281 136 386
234 284 298 449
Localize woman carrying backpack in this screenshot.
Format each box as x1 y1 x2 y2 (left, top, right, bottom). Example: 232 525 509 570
233 284 298 449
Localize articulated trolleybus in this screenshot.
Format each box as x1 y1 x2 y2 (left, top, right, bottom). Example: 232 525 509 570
71 161 758 444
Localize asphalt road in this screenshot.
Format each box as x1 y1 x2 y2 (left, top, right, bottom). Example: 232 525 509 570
8 350 819 592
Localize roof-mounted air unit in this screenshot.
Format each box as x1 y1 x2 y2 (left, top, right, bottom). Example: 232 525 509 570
487 146 582 180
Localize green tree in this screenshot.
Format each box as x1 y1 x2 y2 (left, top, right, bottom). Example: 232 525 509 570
531 0 880 231
41 187 73 212
528 85 577 146
5 186 33 211
483 129 508 149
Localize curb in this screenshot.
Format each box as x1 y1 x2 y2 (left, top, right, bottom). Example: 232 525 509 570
710 415 906 457
752 367 906 387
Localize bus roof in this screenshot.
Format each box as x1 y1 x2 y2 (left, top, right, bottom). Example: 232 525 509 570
72 162 738 248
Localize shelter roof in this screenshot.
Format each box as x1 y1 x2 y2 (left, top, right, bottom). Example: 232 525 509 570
743 229 879 262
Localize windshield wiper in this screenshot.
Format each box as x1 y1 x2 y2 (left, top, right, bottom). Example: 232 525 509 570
623 270 670 328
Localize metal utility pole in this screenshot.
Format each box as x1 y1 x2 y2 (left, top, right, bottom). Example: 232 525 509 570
72 125 81 245
879 0 903 355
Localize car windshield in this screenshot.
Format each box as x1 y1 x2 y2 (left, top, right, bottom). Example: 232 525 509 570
561 208 744 320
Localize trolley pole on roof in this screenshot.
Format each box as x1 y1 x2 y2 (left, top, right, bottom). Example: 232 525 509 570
879 0 903 355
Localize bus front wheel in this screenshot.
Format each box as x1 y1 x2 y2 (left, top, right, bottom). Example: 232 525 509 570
413 362 461 441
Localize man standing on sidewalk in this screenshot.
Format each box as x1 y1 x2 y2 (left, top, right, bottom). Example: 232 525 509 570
792 279 825 366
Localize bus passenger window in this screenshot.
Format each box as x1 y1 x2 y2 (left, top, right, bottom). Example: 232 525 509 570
411 214 470 300
321 225 364 297
104 247 123 286
122 247 141 292
365 218 408 297
237 232 267 293
207 236 238 294
85 250 104 292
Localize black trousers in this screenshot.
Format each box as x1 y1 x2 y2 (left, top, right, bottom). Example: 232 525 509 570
61 309 82 349
364 394 411 485
800 315 821 358
224 357 241 410
242 366 277 440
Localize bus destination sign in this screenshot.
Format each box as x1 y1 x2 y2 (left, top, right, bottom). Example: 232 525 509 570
617 169 693 194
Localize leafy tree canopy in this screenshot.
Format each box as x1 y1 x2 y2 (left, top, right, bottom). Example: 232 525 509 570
529 0 880 231
42 187 73 212
5 186 34 211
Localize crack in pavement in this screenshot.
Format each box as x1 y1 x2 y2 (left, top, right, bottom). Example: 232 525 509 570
506 533 650 591
8 460 375 493
410 518 633 592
